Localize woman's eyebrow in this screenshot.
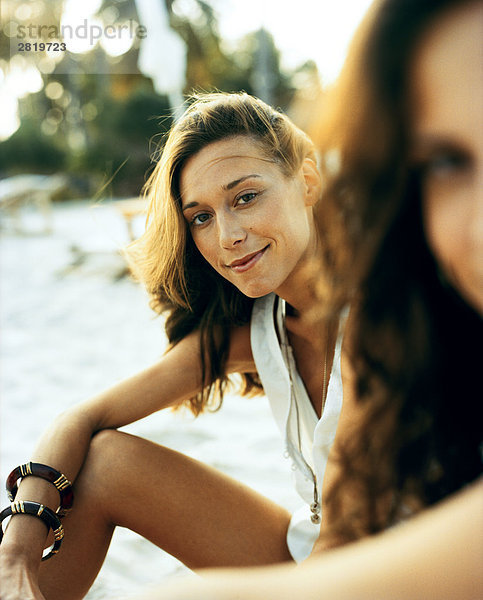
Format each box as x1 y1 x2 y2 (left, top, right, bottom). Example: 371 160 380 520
223 174 261 190
182 201 198 212
182 174 262 211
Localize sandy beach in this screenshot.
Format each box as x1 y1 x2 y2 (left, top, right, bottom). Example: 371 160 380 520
0 200 300 598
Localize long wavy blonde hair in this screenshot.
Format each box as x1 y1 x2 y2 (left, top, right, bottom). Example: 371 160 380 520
126 92 316 414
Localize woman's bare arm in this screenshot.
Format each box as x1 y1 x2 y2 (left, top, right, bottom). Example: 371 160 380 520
0 325 253 576
136 480 483 600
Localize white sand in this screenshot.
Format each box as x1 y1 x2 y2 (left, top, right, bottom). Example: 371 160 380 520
0 201 300 598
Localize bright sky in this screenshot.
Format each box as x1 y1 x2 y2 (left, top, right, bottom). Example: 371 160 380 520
212 0 374 83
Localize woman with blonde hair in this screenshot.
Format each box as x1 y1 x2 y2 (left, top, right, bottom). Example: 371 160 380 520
134 0 482 597
0 92 346 599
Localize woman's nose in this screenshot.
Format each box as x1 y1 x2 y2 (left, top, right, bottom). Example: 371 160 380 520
217 213 246 248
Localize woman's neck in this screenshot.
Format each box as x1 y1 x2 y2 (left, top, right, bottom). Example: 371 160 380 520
275 220 319 319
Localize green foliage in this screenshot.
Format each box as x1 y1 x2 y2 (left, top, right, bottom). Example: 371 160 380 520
76 81 172 196
0 114 66 174
0 78 172 196
99 86 172 143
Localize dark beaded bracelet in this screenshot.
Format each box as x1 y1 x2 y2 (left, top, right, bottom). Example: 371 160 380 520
6 462 73 516
0 500 64 561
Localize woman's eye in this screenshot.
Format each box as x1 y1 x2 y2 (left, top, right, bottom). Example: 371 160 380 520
236 192 257 205
191 213 211 226
418 151 470 180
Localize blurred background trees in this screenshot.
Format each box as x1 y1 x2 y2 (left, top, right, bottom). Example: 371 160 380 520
1 0 319 198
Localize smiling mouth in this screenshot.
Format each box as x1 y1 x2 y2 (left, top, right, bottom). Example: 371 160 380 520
228 245 269 273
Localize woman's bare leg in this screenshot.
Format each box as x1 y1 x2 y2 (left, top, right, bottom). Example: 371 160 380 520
38 430 292 600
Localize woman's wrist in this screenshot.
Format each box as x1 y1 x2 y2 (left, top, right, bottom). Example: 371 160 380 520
0 516 48 570
0 478 59 566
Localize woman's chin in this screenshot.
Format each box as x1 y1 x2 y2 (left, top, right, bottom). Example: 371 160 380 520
236 282 275 299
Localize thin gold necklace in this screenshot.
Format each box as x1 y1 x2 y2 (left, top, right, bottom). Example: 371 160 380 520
281 299 331 525
321 322 330 416
310 323 330 524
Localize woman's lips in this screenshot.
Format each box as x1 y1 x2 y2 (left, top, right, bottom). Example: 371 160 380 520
228 246 269 273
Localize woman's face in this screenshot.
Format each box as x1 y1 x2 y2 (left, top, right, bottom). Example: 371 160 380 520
179 136 319 299
410 0 483 315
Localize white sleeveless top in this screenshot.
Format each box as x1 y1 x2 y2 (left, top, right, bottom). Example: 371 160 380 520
250 293 344 561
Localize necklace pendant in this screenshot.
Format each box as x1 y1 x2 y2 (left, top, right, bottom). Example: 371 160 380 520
310 500 321 524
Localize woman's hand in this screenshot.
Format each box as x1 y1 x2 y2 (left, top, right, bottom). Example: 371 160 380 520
0 551 46 600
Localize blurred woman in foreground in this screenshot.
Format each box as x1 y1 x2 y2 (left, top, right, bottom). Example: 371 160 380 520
146 0 483 597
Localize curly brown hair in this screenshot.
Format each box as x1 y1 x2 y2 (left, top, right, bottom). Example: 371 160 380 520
314 0 482 544
126 92 317 415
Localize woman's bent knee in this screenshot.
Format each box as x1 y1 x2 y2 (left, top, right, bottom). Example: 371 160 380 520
75 429 136 520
